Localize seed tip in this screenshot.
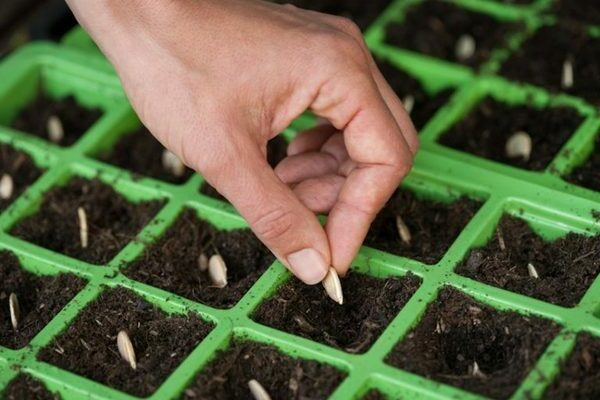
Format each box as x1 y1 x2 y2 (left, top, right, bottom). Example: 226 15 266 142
248 379 272 400
0 173 14 200
527 262 539 279
395 214 412 245
117 330 137 370
47 115 64 143
322 267 343 305
455 34 476 61
505 131 532 162
208 254 228 288
9 292 20 330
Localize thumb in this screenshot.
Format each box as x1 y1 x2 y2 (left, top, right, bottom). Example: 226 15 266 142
204 142 330 285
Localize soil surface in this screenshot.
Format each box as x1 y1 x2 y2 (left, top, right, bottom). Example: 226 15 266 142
181 340 345 399
565 134 600 191
100 126 193 184
456 215 600 307
544 333 600 400
438 97 582 171
10 177 163 265
11 94 102 146
38 287 212 398
2 374 60 400
385 1 518 68
201 135 288 201
123 209 274 309
0 144 43 212
377 59 453 130
362 389 387 400
0 250 85 349
254 271 421 353
552 0 600 26
386 288 559 399
500 23 600 105
365 190 481 264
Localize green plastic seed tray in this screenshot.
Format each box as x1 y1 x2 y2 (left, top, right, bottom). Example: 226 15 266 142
1 0 600 399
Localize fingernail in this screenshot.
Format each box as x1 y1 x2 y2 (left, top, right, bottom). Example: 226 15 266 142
287 248 328 285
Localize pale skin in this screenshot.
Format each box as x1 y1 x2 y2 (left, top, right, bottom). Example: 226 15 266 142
66 0 418 284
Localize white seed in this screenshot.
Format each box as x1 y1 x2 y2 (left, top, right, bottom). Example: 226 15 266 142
471 361 486 378
0 173 14 200
248 379 272 400
527 262 539 279
161 149 186 177
505 131 532 161
208 254 228 288
403 95 415 115
77 207 88 249
198 253 209 272
322 267 343 305
455 34 476 61
562 58 574 89
9 292 20 330
117 330 137 370
395 215 412 245
47 115 64 143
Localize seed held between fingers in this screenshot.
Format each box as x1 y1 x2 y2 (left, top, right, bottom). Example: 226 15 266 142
47 115 64 143
117 330 137 370
77 207 88 249
248 379 272 400
395 215 412 245
455 34 476 61
505 131 532 161
0 173 14 200
9 292 20 330
208 254 228 288
161 149 186 177
322 267 343 305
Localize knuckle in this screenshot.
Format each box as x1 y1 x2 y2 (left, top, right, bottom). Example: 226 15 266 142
252 207 296 242
333 17 362 38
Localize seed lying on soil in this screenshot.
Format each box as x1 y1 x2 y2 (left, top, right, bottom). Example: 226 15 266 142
395 215 412 245
208 254 228 288
322 267 344 305
0 173 14 200
248 379 272 400
9 292 20 330
527 262 539 279
562 58 574 89
161 149 186 177
197 253 209 272
47 115 64 143
470 360 486 378
117 330 137 370
455 34 476 61
403 95 415 115
505 131 532 161
77 207 88 249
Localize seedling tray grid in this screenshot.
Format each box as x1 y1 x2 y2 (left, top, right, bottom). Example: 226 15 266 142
1 0 600 398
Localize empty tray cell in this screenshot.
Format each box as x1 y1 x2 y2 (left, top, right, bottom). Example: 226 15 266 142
254 271 421 353
181 340 346 399
565 133 600 191
10 177 163 265
438 97 583 171
386 288 559 399
2 374 60 400
0 144 43 212
552 0 600 27
122 209 274 309
38 287 213 398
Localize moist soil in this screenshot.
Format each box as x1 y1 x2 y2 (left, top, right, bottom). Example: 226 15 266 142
0 144 43 212
11 94 102 146
100 126 193 184
544 333 600 399
10 177 163 265
122 209 274 309
38 287 213 398
254 271 421 354
364 190 481 265
274 0 391 30
552 0 600 27
500 23 600 105
565 134 600 191
385 1 518 68
362 389 387 400
181 340 345 399
377 59 453 130
2 374 60 400
456 214 600 308
438 97 583 171
201 135 288 201
386 288 559 399
0 250 85 349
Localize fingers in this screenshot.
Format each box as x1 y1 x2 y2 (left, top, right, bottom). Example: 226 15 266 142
293 174 344 213
274 152 338 184
287 124 336 156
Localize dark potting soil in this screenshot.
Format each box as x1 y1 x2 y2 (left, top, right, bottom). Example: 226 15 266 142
201 135 288 201
438 97 583 171
2 374 60 400
500 23 600 105
123 209 274 309
100 126 193 184
362 389 387 400
364 190 481 265
181 341 345 399
377 60 453 130
254 271 421 354
552 0 600 27
38 287 212 398
544 333 600 400
10 94 102 146
0 250 85 349
386 288 559 399
565 134 600 191
274 0 391 30
10 177 163 265
0 144 43 212
385 1 518 68
456 215 600 308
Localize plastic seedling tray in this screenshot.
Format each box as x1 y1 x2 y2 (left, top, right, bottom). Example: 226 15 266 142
1 0 600 398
